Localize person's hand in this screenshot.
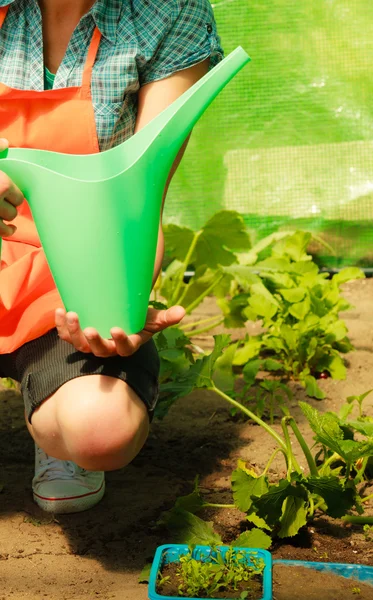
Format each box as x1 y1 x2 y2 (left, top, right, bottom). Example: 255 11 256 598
55 305 186 357
0 138 24 238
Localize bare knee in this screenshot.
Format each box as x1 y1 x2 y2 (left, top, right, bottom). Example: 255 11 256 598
30 376 150 471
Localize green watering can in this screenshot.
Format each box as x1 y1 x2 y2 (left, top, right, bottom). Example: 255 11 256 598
0 47 250 337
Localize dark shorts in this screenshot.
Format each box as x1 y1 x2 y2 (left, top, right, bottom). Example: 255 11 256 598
0 329 160 423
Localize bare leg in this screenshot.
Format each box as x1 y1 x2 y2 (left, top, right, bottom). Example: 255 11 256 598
27 375 149 471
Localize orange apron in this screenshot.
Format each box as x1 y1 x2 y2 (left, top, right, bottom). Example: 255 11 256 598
0 5 101 354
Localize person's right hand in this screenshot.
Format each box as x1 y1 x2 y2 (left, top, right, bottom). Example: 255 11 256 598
0 138 24 238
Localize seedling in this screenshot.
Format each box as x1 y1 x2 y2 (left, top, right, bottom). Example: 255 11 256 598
157 547 265 598
363 524 373 542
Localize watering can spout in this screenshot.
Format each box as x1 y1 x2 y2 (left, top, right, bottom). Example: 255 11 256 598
134 47 251 172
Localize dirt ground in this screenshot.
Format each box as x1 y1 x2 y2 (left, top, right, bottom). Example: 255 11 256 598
0 279 372 600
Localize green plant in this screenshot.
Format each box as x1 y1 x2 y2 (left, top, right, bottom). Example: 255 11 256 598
363 524 373 542
1 378 17 389
158 547 265 598
158 214 363 401
228 232 364 399
231 377 293 424
158 336 373 546
160 210 251 326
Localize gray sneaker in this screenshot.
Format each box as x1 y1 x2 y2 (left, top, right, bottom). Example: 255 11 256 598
32 444 105 514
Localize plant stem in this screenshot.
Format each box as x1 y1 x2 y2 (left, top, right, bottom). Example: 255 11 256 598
285 417 319 477
184 275 224 315
354 457 368 485
181 316 223 331
342 515 373 525
318 452 339 475
308 495 315 518
312 498 326 513
361 493 373 504
170 231 201 306
176 280 191 308
281 418 301 476
203 503 236 509
262 448 287 476
188 318 225 337
209 385 287 452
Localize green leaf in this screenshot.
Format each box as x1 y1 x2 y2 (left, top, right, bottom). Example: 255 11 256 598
324 320 349 343
302 375 326 400
339 402 354 422
154 328 192 356
239 231 293 265
263 359 284 372
252 480 308 527
332 268 365 286
249 294 278 320
181 267 221 310
246 511 271 531
164 224 195 261
288 296 311 320
347 420 373 438
220 294 251 328
195 211 251 268
242 359 263 386
213 342 239 392
231 529 272 550
231 469 269 513
280 288 307 303
251 282 280 307
338 439 373 461
303 476 355 518
193 334 232 388
347 390 373 408
280 325 298 351
278 496 308 538
221 265 261 292
138 563 152 584
261 271 295 289
148 300 168 310
162 508 222 546
300 403 343 452
323 352 346 380
272 231 312 262
255 257 293 272
243 359 284 387
175 490 205 514
300 403 373 462
233 339 262 366
291 261 319 276
161 334 231 402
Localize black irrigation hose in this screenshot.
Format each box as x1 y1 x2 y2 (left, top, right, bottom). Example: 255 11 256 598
181 268 373 283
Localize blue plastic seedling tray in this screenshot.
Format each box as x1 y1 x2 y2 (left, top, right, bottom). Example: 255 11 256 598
148 544 272 600
274 559 373 587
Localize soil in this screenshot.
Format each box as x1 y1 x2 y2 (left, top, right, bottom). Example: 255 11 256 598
157 562 262 599
0 278 372 599
272 564 373 600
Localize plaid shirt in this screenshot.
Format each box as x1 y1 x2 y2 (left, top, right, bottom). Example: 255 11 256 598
0 0 223 150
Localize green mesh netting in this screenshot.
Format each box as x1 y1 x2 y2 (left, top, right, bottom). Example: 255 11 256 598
163 0 373 268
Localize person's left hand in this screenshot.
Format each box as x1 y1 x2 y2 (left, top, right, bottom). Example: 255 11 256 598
55 305 186 357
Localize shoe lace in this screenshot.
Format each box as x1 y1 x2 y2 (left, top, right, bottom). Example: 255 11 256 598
36 446 87 482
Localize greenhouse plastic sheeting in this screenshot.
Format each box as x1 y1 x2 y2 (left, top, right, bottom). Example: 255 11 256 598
163 0 373 268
